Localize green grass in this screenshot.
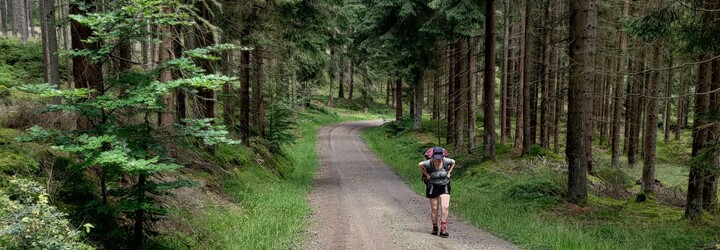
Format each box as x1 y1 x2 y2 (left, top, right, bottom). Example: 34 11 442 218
154 106 389 249
362 121 720 250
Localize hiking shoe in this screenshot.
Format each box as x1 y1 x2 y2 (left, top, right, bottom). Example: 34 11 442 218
439 230 449 238
439 223 449 238
431 225 439 235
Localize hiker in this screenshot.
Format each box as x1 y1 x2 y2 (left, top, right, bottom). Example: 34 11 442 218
418 146 455 238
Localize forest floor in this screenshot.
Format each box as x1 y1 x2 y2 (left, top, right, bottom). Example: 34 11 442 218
305 120 516 249
362 119 720 250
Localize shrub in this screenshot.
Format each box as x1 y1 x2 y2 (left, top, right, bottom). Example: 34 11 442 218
382 117 413 135
595 167 633 189
0 39 44 87
0 178 94 250
506 178 563 208
529 145 562 159
266 101 298 153
0 85 10 100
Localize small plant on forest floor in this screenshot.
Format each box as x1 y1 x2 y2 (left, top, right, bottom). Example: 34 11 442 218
13 1 238 247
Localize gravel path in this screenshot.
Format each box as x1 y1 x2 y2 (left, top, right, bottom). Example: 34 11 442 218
306 120 518 250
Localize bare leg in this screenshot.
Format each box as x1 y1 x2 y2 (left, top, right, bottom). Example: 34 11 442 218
440 194 450 223
429 198 439 225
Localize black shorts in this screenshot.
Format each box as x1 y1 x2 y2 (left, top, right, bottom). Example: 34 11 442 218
425 183 451 198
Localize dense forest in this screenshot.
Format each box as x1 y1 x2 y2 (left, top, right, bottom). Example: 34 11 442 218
0 0 719 248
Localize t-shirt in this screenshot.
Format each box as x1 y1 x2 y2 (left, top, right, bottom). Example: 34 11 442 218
422 158 453 185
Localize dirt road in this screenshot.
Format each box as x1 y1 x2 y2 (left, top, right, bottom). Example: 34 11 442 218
306 121 517 250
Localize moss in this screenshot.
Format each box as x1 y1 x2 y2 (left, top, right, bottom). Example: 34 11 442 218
0 128 21 145
0 128 44 176
0 152 39 175
0 85 9 100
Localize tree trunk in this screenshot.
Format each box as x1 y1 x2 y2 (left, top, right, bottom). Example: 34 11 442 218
221 42 234 131
395 78 402 121
70 0 101 92
455 38 467 151
553 47 562 153
701 57 720 211
158 6 175 127
611 0 629 167
253 47 265 137
60 0 68 49
174 34 186 123
685 55 712 219
195 5 215 121
500 1 510 145
339 57 345 99
133 173 146 247
1 0 7 35
539 1 551 149
567 0 596 206
521 0 532 155
447 44 456 145
329 49 335 107
17 0 28 43
468 37 478 154
433 77 439 120
599 58 611 144
240 50 250 145
384 79 390 107
349 60 354 100
703 56 720 213
641 43 662 195
10 0 16 37
515 0 527 150
410 87 415 118
548 30 561 152
507 31 516 142
483 1 496 159
141 24 149 69
675 64 689 140
40 0 60 97
627 48 645 167
26 0 33 38
413 79 423 131
663 55 673 144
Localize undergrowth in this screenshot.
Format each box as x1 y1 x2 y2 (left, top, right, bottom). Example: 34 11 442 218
362 120 720 250
153 107 388 249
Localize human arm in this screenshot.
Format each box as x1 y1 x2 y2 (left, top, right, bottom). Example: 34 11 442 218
418 162 430 179
447 159 456 178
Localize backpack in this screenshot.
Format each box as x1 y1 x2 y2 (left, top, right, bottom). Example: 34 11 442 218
424 147 449 160
422 147 450 185
428 162 450 185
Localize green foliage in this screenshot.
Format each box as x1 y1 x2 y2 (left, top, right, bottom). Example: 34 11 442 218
506 178 563 208
0 128 43 176
0 152 40 175
362 125 720 249
381 117 414 135
266 101 298 153
0 85 10 100
528 145 562 159
0 39 45 88
179 119 240 146
13 0 238 246
595 167 634 190
625 6 678 41
155 108 376 249
0 178 94 250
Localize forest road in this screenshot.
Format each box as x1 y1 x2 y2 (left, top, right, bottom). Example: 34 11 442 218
306 120 517 250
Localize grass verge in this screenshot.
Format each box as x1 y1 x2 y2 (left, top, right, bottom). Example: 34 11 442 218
154 107 388 249
362 122 720 250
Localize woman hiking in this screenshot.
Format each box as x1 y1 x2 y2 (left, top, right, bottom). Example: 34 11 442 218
418 146 455 238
